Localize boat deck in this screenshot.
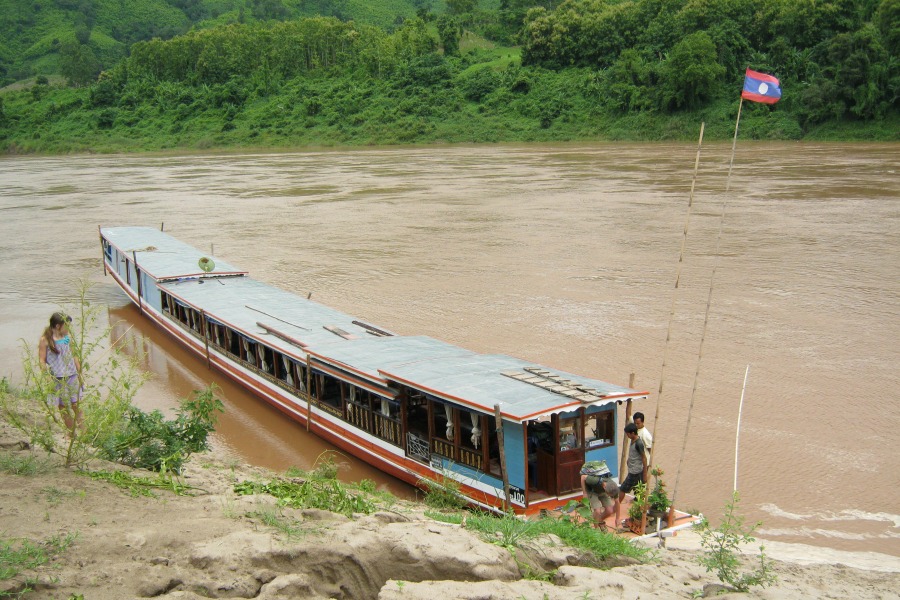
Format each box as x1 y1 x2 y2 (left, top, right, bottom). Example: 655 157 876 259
548 493 702 539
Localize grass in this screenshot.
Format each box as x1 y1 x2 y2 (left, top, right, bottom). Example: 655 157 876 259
247 506 308 541
424 509 463 525
418 472 468 511
0 532 77 584
463 509 650 564
0 453 55 476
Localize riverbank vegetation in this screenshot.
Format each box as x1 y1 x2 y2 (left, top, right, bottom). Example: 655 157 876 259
0 0 897 151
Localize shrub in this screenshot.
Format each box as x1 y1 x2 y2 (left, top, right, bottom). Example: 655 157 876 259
96 385 224 474
697 491 777 593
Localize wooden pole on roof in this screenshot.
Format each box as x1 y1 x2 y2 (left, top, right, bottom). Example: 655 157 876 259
201 309 210 370
306 354 313 431
99 225 107 276
132 251 143 317
494 404 510 512
618 372 635 482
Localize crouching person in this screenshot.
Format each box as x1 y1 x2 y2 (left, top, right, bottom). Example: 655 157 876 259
580 461 620 532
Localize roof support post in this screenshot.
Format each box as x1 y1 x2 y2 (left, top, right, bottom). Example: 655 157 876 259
494 404 509 512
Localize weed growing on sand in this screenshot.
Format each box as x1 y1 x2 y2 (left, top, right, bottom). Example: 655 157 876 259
424 510 463 525
697 491 777 592
0 532 77 583
81 469 198 497
0 452 54 476
248 506 307 540
418 471 468 511
235 456 379 517
467 511 540 549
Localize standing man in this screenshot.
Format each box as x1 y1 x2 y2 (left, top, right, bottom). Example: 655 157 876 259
633 411 653 462
616 423 648 527
625 401 652 462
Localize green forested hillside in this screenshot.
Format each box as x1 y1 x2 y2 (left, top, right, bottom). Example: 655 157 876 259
0 0 896 153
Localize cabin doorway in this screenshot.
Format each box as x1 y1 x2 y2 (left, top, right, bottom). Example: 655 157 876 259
527 413 584 496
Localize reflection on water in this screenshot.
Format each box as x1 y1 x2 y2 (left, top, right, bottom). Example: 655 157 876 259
0 143 897 556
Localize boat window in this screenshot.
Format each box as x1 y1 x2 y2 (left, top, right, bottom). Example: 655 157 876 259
316 373 343 415
558 416 583 452
242 337 258 367
259 345 274 375
224 328 240 358
458 409 486 471
585 410 614 449
431 402 456 460
433 402 454 442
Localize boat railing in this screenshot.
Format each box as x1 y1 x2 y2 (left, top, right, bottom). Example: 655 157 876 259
459 446 483 471
372 413 402 446
432 438 456 461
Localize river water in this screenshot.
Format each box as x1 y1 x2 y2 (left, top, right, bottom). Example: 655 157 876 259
1 142 897 558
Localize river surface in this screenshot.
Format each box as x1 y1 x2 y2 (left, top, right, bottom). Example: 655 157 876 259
1 142 898 558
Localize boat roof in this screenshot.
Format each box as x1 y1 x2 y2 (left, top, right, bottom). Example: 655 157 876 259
101 226 648 421
160 276 377 360
102 226 247 280
380 354 641 422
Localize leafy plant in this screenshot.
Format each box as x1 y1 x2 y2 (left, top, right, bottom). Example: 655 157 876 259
648 466 671 513
234 461 378 517
80 469 198 497
627 481 649 523
697 491 777 593
96 384 224 474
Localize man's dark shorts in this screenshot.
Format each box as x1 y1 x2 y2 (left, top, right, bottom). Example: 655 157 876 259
620 472 644 495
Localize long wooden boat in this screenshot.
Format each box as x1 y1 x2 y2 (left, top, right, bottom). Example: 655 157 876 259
100 226 655 517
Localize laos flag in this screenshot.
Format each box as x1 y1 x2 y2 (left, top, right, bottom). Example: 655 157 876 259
741 68 781 104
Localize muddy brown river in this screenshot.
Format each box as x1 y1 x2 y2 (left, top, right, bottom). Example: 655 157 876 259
1 142 897 557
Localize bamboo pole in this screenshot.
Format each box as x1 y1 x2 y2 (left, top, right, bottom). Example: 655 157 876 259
494 404 510 512
648 122 705 475
734 365 750 492
668 109 742 528
618 372 635 482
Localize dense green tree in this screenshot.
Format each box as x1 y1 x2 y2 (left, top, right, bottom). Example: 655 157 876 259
604 48 657 112
437 15 462 55
877 0 900 55
658 31 725 110
59 41 100 86
447 0 478 15
253 0 289 21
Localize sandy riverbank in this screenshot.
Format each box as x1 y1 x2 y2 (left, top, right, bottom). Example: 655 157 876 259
1 419 897 600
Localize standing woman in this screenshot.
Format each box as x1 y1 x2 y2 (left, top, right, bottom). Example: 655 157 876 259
38 312 83 433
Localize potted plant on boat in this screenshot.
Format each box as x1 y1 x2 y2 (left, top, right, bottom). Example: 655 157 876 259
627 481 649 535
648 466 671 517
